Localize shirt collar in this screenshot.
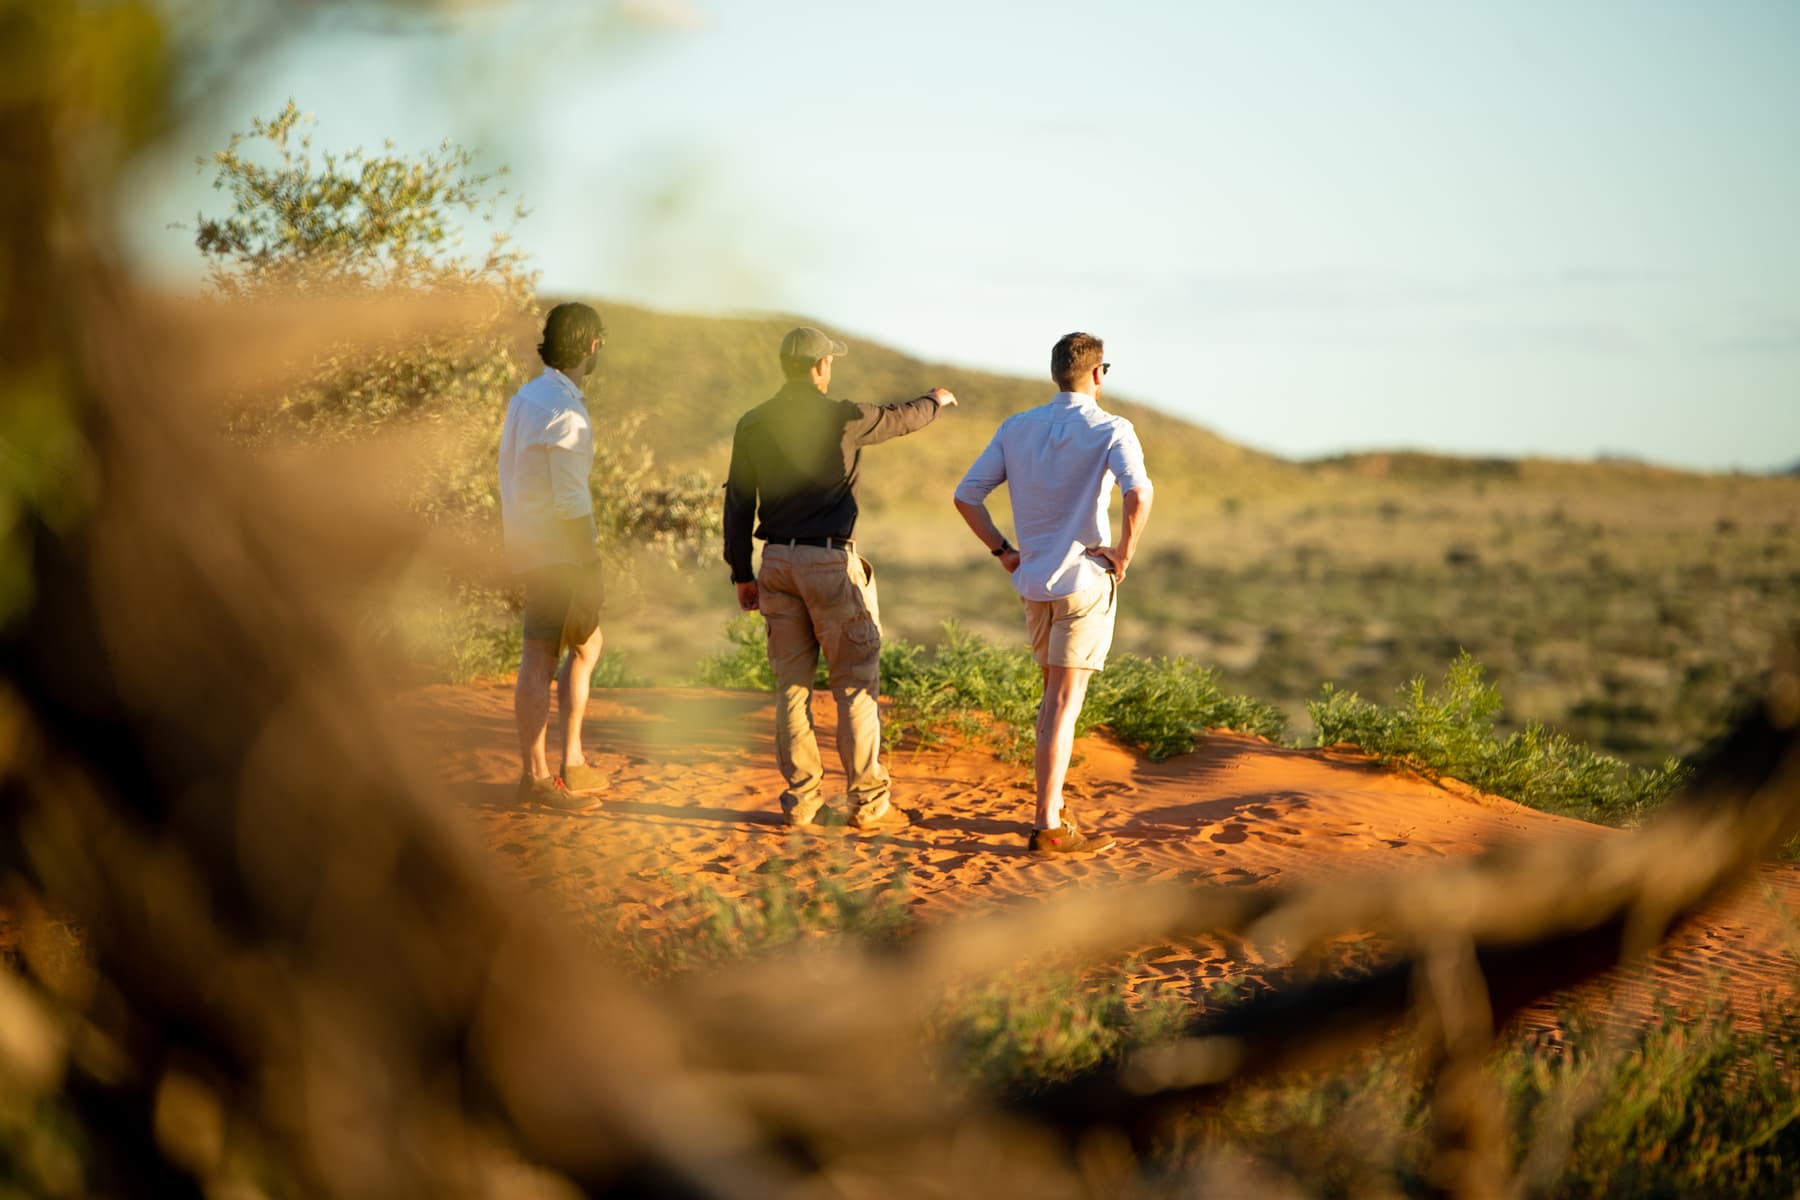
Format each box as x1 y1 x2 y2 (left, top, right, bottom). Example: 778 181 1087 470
543 366 586 405
1051 390 1098 408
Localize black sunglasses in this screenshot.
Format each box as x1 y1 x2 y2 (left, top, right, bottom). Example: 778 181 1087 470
1101 362 1111 375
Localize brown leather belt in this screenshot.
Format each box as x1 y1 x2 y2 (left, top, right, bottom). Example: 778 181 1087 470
769 536 854 550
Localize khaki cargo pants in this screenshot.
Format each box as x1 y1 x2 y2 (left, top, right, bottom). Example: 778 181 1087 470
757 543 893 823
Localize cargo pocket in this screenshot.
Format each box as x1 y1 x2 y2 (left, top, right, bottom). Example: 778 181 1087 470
850 554 882 638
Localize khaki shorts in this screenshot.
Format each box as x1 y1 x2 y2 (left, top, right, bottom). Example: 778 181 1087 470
1023 575 1117 671
519 560 604 648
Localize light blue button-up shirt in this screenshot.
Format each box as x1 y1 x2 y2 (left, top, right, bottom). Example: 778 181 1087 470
954 391 1153 602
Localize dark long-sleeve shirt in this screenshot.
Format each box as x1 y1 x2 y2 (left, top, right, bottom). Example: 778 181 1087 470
723 380 943 583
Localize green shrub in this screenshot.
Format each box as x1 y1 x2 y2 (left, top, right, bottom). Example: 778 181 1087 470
882 623 1286 761
1309 651 1689 823
1086 655 1288 758
883 622 1044 757
694 613 826 690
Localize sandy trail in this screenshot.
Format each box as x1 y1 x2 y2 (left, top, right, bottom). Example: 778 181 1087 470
400 682 1800 1031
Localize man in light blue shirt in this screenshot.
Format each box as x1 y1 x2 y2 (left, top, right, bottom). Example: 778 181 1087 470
954 332 1153 855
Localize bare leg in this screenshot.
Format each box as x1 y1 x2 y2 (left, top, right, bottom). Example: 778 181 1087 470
515 637 560 780
557 623 605 770
1035 664 1093 830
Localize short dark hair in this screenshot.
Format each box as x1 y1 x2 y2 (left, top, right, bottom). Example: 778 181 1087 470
1051 332 1104 389
780 354 816 380
538 302 605 370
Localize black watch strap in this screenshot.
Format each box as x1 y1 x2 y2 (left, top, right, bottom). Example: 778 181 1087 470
991 539 1013 557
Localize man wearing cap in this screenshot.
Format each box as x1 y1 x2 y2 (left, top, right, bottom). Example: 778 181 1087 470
723 325 958 831
953 331 1153 855
499 301 611 811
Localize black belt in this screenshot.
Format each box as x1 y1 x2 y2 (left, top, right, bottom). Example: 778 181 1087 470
768 536 854 550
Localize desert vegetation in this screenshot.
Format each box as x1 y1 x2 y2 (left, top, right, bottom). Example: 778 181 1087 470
402 295 1799 776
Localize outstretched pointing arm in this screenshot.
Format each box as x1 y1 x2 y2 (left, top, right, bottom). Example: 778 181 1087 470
851 387 957 446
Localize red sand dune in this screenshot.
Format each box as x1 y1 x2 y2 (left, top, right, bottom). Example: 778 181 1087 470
403 682 1800 1035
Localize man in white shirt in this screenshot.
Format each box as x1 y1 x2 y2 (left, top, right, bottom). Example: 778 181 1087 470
497 302 609 809
953 331 1153 854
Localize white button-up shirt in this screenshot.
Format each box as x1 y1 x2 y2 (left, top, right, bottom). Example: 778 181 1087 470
497 367 595 573
955 391 1153 602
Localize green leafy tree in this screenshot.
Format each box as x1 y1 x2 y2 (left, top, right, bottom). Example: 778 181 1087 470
194 99 531 299
193 100 719 557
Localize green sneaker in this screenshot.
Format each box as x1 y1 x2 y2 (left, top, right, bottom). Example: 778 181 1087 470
560 759 609 796
1028 821 1115 855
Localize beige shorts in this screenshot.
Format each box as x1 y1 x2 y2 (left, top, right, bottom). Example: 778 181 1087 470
1023 576 1117 671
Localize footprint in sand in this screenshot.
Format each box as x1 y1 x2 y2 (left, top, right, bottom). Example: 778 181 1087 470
1218 865 1274 885
1211 823 1249 844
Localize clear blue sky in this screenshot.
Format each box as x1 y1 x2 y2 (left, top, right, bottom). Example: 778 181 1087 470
127 0 1800 471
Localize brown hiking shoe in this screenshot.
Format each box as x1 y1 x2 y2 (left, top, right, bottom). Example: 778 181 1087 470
1029 820 1115 855
851 804 911 833
560 759 609 795
518 774 599 812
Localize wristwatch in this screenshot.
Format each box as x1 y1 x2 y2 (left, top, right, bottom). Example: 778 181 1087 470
991 539 1013 557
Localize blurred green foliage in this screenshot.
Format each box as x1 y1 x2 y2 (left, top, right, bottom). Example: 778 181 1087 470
566 837 1800 1198
1200 1001 1800 1198
940 965 1190 1091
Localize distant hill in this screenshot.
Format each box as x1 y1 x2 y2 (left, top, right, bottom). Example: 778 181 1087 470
576 300 1292 509
574 299 1757 509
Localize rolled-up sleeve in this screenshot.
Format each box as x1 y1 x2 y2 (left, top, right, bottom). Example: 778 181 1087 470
851 394 941 447
954 429 1008 505
1108 420 1153 496
544 410 594 518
